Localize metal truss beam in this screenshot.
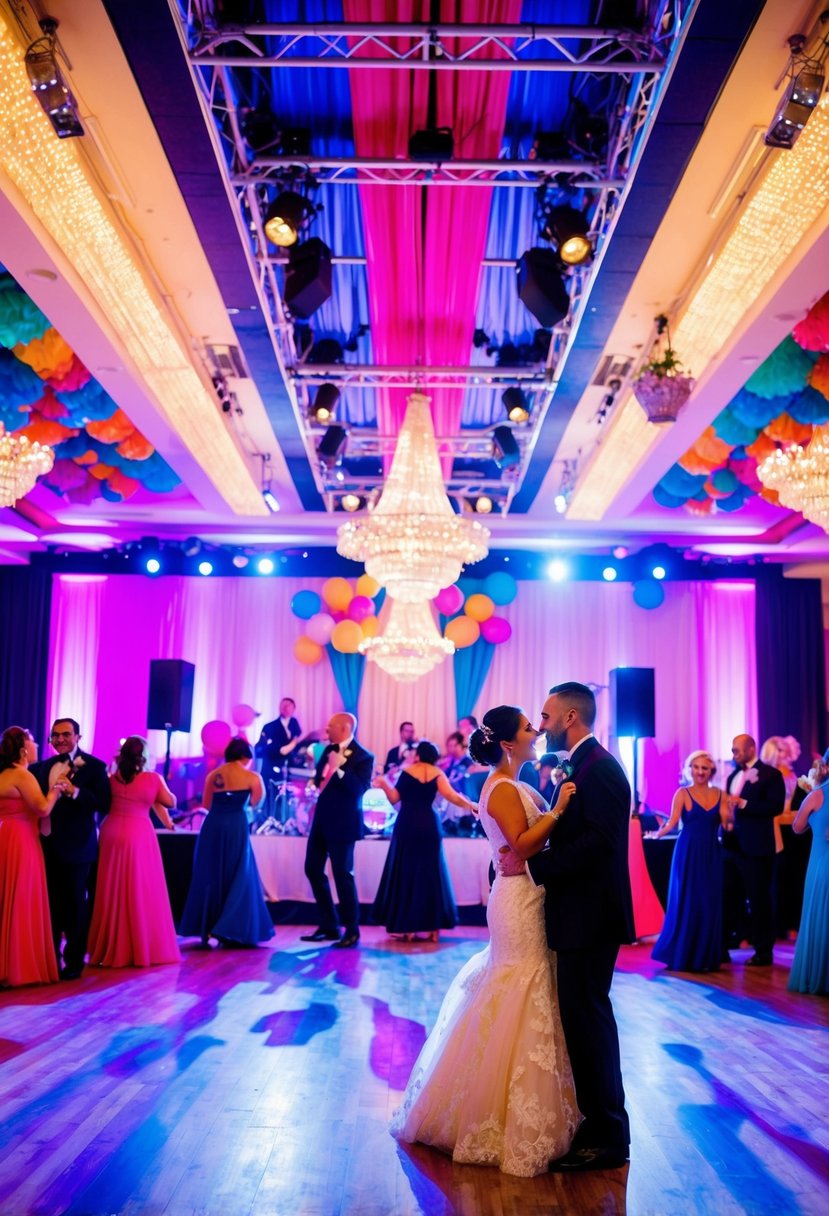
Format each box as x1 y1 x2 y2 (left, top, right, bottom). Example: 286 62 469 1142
294 365 550 390
235 157 622 189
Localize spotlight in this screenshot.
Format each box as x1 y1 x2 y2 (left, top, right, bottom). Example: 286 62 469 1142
183 537 202 557
612 545 629 559
238 106 280 152
232 553 249 569
145 557 161 575
198 560 213 576
317 425 348 469
284 237 332 319
262 488 280 513
492 425 520 470
306 338 344 365
25 18 84 139
516 249 570 327
341 493 363 512
547 558 569 583
473 495 494 515
765 64 825 149
652 565 666 580
309 383 340 423
543 206 592 266
263 191 311 247
602 566 618 582
502 387 530 424
554 493 568 515
408 127 454 161
257 557 275 575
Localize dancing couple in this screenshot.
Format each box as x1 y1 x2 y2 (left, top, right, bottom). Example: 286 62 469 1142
391 682 635 1178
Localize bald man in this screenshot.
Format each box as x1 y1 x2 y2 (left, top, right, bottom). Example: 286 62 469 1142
301 713 374 948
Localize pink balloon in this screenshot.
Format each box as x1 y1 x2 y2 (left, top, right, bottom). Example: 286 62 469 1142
201 719 232 755
231 703 259 728
480 615 512 644
434 584 464 616
347 595 374 622
306 611 336 645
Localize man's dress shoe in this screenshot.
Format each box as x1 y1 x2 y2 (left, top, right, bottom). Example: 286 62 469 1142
332 932 360 949
549 1146 629 1172
299 930 340 942
746 952 773 966
59 968 83 981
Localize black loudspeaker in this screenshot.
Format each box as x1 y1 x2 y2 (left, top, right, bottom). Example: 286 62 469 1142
147 660 195 732
610 667 655 738
492 425 520 469
516 248 570 327
284 237 332 319
317 424 348 468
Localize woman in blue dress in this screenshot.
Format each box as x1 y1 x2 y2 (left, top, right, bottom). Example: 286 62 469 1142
788 751 829 995
180 737 274 947
371 741 477 941
649 750 733 973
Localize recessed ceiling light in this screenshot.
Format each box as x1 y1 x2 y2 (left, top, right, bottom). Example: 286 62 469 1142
26 268 57 282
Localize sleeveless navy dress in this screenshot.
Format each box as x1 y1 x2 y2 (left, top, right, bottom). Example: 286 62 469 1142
652 792 723 972
179 790 274 945
371 772 458 934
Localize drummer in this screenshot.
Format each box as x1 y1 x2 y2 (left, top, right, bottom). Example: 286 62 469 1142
255 697 303 774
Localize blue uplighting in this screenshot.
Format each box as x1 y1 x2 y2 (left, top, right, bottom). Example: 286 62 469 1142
198 561 213 576
145 558 161 575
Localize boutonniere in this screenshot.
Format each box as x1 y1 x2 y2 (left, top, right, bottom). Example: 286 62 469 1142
797 775 814 792
342 749 353 760
744 768 759 784
558 759 573 779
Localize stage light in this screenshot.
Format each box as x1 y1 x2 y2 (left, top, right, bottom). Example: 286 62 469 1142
318 425 348 469
25 18 84 140
765 64 825 149
145 557 161 575
341 493 363 512
547 558 569 583
262 488 280 513
257 557 274 575
516 249 570 327
613 545 629 559
492 425 520 470
652 565 666 580
309 383 340 423
554 492 568 515
198 560 213 576
408 127 454 161
543 205 592 266
603 566 618 582
502 387 530 424
474 495 494 515
183 537 202 557
285 237 332 319
232 553 249 569
263 191 311 247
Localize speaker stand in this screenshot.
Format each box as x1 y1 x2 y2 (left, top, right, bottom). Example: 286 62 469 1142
632 736 641 817
163 723 173 782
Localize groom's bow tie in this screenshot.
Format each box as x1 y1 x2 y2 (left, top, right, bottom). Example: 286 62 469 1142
328 744 340 753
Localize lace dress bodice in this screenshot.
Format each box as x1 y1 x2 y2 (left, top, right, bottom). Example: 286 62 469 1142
478 777 545 866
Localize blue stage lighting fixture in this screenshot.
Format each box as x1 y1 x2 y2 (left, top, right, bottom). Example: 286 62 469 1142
145 557 161 575
257 557 275 575
602 566 618 582
547 558 569 583
652 565 666 580
198 560 213 576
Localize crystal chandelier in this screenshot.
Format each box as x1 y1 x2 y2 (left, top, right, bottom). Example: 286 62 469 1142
337 393 490 601
757 426 829 531
359 598 455 682
0 424 55 507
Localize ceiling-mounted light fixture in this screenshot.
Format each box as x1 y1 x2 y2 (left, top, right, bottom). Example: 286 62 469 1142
516 249 571 328
472 495 494 515
765 27 827 150
492 425 520 470
263 190 312 247
309 383 340 423
260 453 280 512
24 17 84 139
544 205 592 266
340 492 363 512
317 425 348 470
502 387 530 424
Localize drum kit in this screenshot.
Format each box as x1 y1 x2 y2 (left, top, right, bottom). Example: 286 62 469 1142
253 733 322 835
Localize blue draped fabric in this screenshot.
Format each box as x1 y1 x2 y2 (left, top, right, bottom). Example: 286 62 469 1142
325 646 365 717
453 639 496 722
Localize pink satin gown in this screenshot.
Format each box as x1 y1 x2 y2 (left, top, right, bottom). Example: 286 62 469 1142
0 795 59 987
87 771 181 967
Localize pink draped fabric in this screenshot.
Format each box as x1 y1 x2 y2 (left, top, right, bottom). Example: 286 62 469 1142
344 0 521 451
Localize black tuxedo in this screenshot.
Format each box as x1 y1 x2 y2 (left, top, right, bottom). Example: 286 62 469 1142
723 759 784 954
383 743 415 774
32 750 111 972
528 736 634 1155
304 740 374 936
256 716 302 772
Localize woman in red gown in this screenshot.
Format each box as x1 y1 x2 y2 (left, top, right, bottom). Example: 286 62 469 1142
87 736 180 968
0 726 65 987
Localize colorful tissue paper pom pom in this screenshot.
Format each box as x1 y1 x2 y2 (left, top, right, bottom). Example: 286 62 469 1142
746 335 817 398
787 384 829 425
45 353 91 393
43 459 91 492
14 329 74 380
19 416 78 446
807 354 829 401
728 387 789 428
116 431 155 461
764 413 813 445
0 276 49 346
712 406 761 446
793 290 829 353
85 408 135 443
745 432 777 462
107 469 141 499
0 347 43 410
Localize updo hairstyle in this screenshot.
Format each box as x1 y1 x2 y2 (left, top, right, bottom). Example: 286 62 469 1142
225 736 253 763
415 740 439 765
117 735 149 783
468 706 523 767
683 750 716 783
0 726 27 771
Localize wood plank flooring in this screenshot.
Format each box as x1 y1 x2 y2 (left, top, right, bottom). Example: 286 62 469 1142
0 929 827 1216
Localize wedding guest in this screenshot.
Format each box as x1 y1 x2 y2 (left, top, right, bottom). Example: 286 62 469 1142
0 726 65 987
788 750 829 995
760 735 800 938
384 722 417 773
371 741 475 941
256 698 303 774
649 751 731 973
458 715 478 746
32 717 111 980
301 712 373 948
440 732 472 792
87 736 180 968
179 737 273 948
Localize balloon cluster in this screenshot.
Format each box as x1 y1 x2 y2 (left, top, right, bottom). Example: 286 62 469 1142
0 273 180 504
291 574 383 665
434 570 517 648
655 298 829 518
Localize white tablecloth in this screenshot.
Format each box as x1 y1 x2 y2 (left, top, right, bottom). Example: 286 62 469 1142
249 835 492 906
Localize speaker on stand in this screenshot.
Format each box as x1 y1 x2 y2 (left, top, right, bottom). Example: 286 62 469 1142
609 667 655 814
147 659 195 780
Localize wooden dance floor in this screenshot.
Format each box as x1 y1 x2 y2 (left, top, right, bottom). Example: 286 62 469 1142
0 928 827 1216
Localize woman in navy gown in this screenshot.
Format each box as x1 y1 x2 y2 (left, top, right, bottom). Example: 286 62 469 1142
788 751 829 995
649 750 733 973
180 737 274 948
371 741 476 941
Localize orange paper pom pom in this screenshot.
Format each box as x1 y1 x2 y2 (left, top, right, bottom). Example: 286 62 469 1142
107 469 141 499
764 414 812 445
14 328 74 380
116 431 155 461
86 408 135 444
808 353 829 401
89 462 116 481
19 416 78 446
745 432 777 462
684 497 715 517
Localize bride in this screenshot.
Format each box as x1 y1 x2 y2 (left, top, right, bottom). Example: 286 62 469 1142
390 705 580 1177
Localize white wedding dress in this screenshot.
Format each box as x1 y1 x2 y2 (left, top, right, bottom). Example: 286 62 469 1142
390 778 579 1177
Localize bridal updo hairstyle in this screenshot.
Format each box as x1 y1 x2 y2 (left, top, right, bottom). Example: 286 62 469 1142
468 706 523 767
415 740 439 765
0 726 27 770
116 735 149 783
225 737 253 763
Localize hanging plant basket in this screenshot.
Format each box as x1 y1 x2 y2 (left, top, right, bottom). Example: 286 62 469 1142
633 371 695 423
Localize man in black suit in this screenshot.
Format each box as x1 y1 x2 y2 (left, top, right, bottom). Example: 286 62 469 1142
255 697 302 825
383 721 416 773
32 717 111 980
528 682 635 1172
301 712 374 948
723 733 784 967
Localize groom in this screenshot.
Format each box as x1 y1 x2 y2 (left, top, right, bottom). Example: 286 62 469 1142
528 682 635 1171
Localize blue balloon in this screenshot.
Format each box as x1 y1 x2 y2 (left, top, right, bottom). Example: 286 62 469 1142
484 570 518 606
633 580 665 610
291 590 321 620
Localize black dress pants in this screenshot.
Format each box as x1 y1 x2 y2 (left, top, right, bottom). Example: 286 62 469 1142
723 851 774 954
304 831 359 936
44 855 92 971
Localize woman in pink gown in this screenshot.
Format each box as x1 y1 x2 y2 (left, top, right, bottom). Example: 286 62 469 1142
0 726 65 987
87 736 180 968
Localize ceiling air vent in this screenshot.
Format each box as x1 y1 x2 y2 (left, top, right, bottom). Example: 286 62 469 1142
592 355 634 387
206 343 248 379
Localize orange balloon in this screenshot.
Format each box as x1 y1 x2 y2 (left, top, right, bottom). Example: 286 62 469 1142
360 614 379 638
294 635 324 666
331 619 363 653
464 593 495 622
322 577 353 613
445 615 480 649
355 573 381 599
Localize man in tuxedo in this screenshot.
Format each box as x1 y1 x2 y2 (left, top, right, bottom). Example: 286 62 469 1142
301 712 374 948
383 721 417 773
723 733 784 966
255 697 302 825
32 717 111 979
529 682 635 1172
